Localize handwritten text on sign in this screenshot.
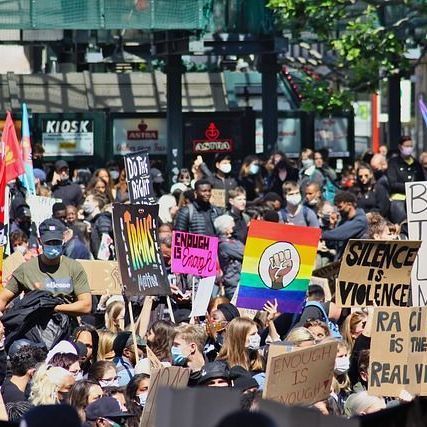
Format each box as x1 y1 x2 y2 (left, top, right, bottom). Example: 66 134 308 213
171 231 218 277
263 341 337 406
336 239 420 307
124 151 156 204
406 182 427 306
370 307 427 397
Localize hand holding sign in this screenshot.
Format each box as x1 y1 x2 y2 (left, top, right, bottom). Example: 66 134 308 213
268 249 292 289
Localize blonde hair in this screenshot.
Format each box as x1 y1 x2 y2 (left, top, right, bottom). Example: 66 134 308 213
174 324 207 354
105 301 125 333
285 327 316 346
332 340 351 394
30 364 73 405
341 311 367 351
97 330 117 361
217 317 264 372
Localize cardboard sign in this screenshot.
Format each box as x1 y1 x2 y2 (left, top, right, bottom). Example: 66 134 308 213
369 307 427 397
210 189 226 208
26 195 62 231
76 260 122 295
171 231 218 278
139 366 190 427
406 182 427 306
112 203 170 297
190 276 216 318
146 346 163 370
124 151 156 204
236 221 321 313
1 251 25 287
336 239 420 307
263 340 337 406
156 388 241 427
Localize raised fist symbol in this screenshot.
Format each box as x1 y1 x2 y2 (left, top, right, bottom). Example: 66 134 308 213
268 249 293 289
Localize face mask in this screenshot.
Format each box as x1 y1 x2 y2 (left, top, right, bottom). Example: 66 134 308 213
137 393 148 407
83 202 97 215
171 346 188 366
247 333 261 351
334 356 350 375
249 164 260 175
109 170 120 180
302 159 314 169
99 379 119 388
286 194 302 207
13 245 27 255
400 146 413 157
43 244 63 259
307 198 318 207
218 164 232 174
74 371 83 381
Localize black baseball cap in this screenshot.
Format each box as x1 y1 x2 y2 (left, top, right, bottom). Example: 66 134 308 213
198 361 230 385
150 168 164 184
54 160 69 172
85 397 133 421
39 218 66 243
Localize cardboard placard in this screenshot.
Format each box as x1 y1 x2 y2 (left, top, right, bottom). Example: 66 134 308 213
112 203 170 297
171 231 218 278
406 182 427 306
26 195 62 231
236 221 321 313
336 239 420 307
146 346 163 370
139 366 190 427
369 307 427 397
263 340 338 406
77 260 122 295
124 151 156 204
190 276 216 318
156 388 241 427
1 251 25 287
210 189 226 208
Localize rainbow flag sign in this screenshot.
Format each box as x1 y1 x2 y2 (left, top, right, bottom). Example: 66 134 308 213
236 221 321 313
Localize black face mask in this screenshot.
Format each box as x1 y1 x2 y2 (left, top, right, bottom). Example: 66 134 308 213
58 391 70 404
373 170 384 181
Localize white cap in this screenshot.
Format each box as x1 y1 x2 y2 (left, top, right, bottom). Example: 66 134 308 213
46 340 78 363
135 358 151 376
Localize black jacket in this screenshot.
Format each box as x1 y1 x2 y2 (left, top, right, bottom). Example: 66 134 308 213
387 155 424 195
52 180 84 207
3 290 70 352
174 201 221 236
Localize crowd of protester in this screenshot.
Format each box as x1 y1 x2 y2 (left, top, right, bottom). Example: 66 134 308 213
0 136 423 426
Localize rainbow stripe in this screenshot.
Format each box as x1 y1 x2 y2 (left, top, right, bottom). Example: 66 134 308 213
236 220 321 313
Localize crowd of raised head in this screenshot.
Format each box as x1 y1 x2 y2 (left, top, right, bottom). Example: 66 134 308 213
0 138 424 426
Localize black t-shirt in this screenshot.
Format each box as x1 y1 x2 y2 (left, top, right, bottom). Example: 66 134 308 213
1 378 26 403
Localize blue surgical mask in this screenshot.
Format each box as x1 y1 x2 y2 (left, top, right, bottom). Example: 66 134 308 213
110 170 120 181
249 164 259 175
171 346 188 366
43 244 63 259
137 393 148 407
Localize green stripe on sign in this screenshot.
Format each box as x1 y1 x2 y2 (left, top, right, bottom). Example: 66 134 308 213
240 272 309 291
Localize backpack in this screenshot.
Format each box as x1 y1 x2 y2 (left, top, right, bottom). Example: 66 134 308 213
304 301 342 339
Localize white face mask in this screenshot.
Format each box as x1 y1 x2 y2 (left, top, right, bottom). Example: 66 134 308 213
286 194 302 207
334 356 350 375
247 333 261 351
218 163 232 174
13 245 27 255
400 146 413 157
99 378 119 388
137 393 148 407
109 170 120 181
302 159 314 169
307 198 318 207
249 164 260 175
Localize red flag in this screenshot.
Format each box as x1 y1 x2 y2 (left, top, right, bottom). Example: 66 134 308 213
3 111 24 183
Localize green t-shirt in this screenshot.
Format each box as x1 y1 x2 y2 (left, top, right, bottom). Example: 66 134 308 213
6 255 90 303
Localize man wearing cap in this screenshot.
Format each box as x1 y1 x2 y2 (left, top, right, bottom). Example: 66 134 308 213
198 361 232 387
0 218 92 316
9 204 38 250
51 160 83 207
85 396 132 427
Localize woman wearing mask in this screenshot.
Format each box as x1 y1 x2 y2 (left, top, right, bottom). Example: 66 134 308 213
30 365 75 405
73 325 99 375
69 379 103 422
298 149 323 193
125 374 150 427
88 361 119 389
216 318 264 374
238 155 264 202
331 340 352 414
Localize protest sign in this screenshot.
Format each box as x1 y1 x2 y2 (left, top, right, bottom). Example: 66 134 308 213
140 366 190 427
124 151 156 204
171 231 218 278
190 276 216 318
156 388 241 427
336 239 420 307
369 307 427 397
236 221 321 313
263 340 337 406
146 346 163 370
26 195 61 230
210 189 226 208
76 260 122 295
406 182 427 305
1 252 25 287
112 203 170 297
